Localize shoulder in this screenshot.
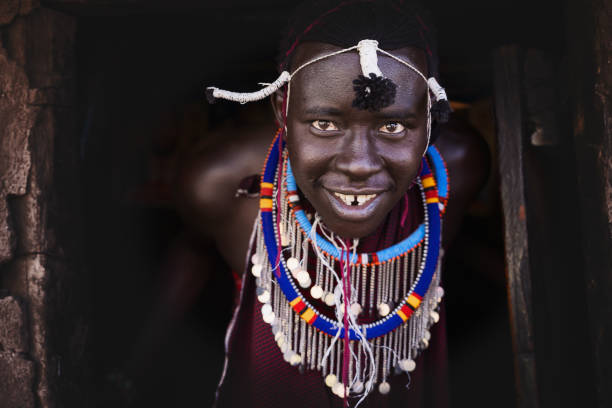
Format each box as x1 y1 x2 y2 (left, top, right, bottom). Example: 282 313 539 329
433 115 490 246
174 117 276 239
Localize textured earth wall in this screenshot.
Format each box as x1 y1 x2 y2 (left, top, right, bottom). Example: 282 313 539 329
0 1 89 407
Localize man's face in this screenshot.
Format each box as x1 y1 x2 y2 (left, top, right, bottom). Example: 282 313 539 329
282 42 429 239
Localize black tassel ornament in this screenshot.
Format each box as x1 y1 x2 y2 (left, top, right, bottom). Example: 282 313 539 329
352 73 397 112
430 99 452 124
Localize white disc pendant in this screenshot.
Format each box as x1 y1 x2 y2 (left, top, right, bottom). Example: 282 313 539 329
287 257 300 271
261 304 272 316
430 310 440 323
436 286 445 299
276 335 284 347
352 381 364 393
378 381 391 395
310 285 323 299
296 270 311 288
257 290 270 304
289 353 302 366
296 270 309 281
377 302 391 316
399 358 416 372
251 253 261 265
324 292 336 306
325 374 337 387
251 264 262 278
424 330 431 341
350 303 362 316
332 382 346 397
263 312 275 324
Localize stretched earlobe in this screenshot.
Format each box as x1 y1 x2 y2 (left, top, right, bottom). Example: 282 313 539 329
270 89 286 129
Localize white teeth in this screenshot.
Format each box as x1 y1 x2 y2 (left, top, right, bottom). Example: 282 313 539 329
333 192 377 206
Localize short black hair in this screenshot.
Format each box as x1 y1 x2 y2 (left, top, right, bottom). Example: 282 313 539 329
277 0 439 79
276 0 450 136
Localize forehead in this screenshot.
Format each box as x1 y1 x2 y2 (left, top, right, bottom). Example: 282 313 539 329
289 42 428 111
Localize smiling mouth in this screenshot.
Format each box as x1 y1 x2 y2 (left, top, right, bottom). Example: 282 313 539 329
333 192 378 206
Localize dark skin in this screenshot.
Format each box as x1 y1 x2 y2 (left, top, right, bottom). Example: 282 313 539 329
126 42 489 403
176 42 489 275
279 43 430 239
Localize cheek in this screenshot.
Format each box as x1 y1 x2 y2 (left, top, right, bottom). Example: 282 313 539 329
384 137 426 186
286 124 335 181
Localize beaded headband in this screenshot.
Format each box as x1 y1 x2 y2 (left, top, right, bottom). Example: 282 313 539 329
205 39 450 123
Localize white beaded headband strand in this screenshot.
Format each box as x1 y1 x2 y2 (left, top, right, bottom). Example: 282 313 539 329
205 39 449 152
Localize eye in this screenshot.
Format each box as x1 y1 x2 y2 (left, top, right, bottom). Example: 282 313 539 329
379 121 405 134
311 120 339 131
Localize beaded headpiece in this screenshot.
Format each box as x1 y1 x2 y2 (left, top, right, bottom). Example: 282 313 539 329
206 38 450 127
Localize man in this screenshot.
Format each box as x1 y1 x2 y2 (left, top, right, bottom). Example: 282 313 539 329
177 1 488 406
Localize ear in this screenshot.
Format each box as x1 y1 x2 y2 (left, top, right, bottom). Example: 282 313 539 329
270 89 285 129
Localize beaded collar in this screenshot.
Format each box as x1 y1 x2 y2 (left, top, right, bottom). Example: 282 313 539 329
248 130 449 401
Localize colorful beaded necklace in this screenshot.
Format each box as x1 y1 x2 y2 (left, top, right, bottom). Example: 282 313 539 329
250 130 449 401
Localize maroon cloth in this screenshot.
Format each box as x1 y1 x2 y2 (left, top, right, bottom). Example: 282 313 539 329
215 185 450 408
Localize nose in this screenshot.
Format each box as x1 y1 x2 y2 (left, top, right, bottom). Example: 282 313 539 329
334 127 382 181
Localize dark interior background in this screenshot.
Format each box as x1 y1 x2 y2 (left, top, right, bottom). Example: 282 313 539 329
67 1 565 406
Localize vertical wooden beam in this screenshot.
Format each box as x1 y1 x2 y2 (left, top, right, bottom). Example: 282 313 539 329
565 0 612 406
493 46 540 408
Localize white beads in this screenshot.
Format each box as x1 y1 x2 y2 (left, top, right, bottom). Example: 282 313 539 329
289 353 302 366
332 382 346 397
261 304 272 316
296 270 311 288
287 257 300 271
352 381 364 393
430 310 440 323
350 303 363 317
251 264 262 278
325 374 337 387
378 302 391 317
378 381 391 395
399 358 416 372
257 290 270 304
263 312 275 324
310 285 323 299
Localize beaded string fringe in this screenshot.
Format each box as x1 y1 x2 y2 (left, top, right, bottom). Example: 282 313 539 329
251 133 447 404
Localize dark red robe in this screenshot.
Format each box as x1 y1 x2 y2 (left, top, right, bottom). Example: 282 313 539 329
215 182 449 408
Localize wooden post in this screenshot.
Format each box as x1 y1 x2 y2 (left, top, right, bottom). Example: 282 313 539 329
493 45 540 408
565 0 612 406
